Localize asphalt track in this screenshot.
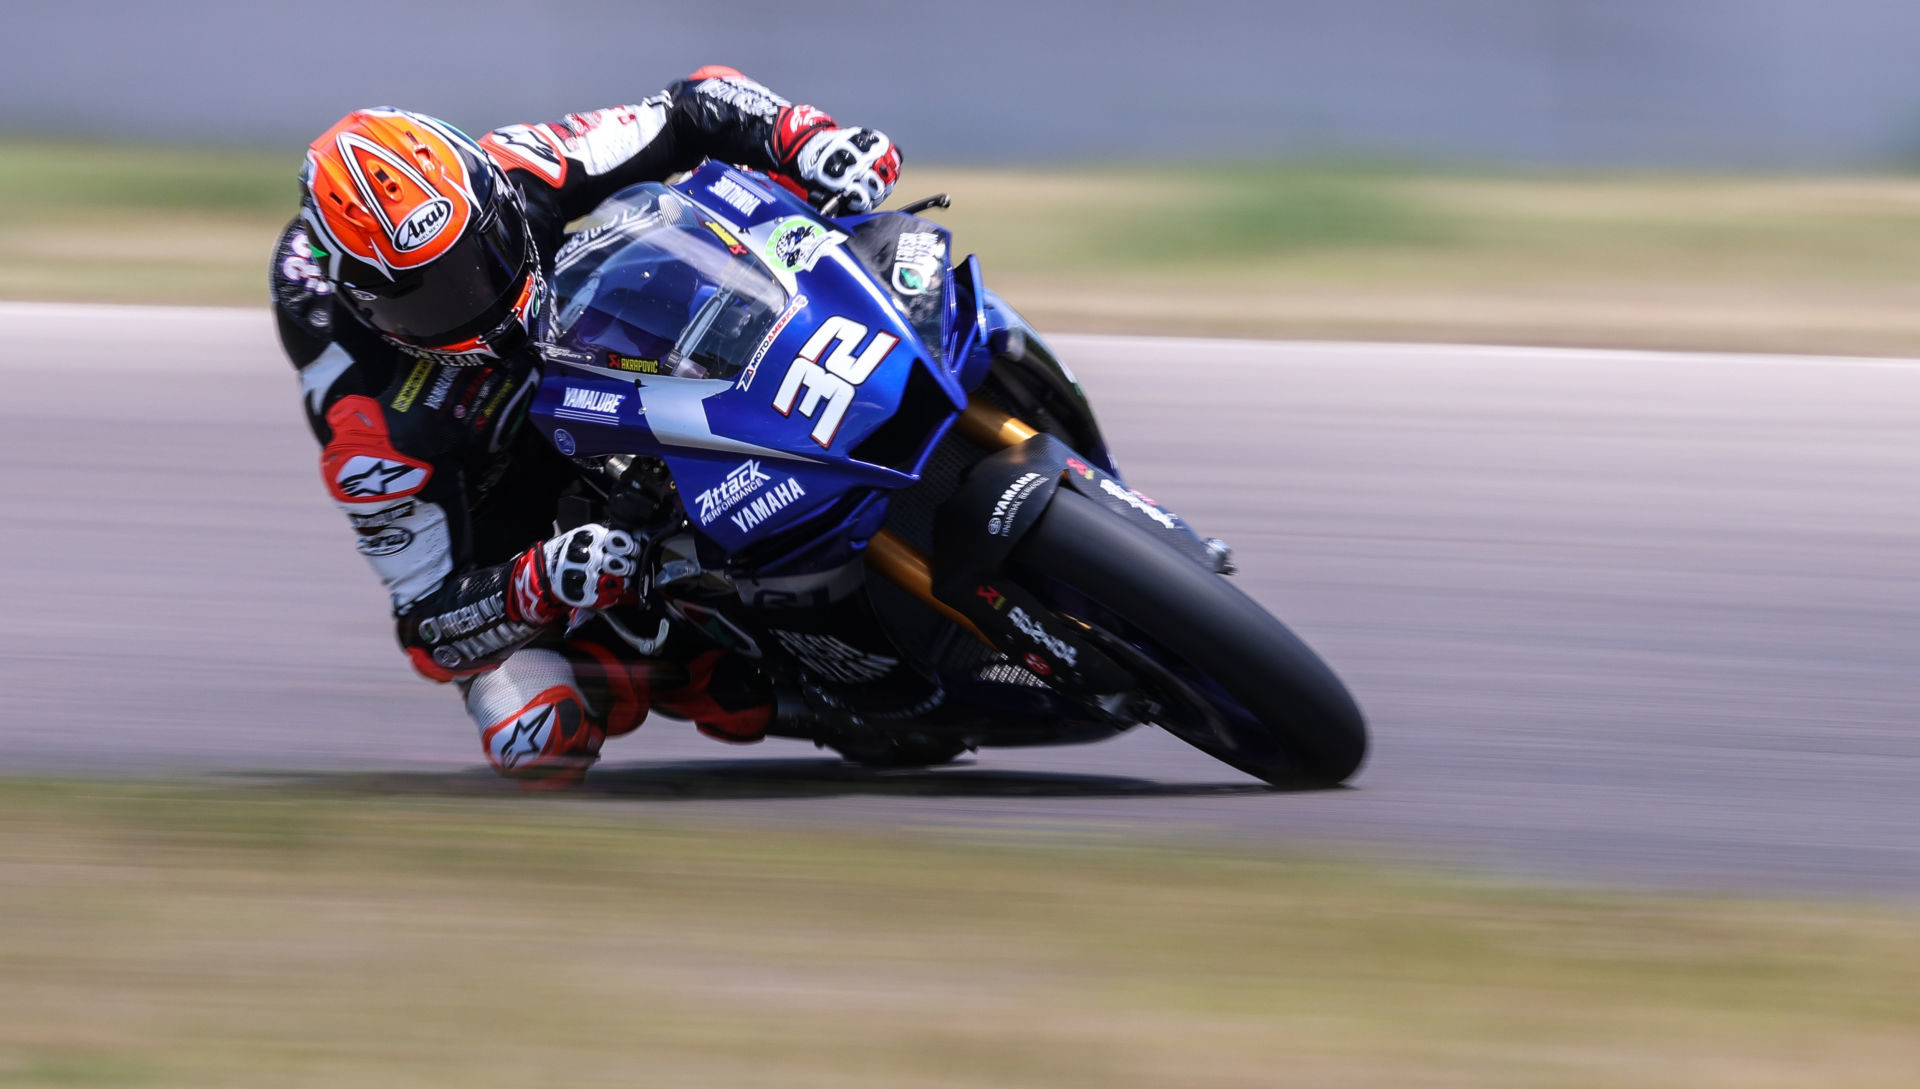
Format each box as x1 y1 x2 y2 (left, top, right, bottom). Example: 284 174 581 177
2 302 1915 896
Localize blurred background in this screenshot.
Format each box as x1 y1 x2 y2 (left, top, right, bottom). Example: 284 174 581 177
4 4 1920 1087
11 0 1920 350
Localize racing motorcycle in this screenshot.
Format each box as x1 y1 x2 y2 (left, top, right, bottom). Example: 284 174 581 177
527 161 1367 786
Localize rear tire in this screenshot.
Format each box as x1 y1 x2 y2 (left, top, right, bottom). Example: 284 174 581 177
1010 489 1367 786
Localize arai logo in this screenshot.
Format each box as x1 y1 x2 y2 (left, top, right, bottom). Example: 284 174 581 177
394 197 454 251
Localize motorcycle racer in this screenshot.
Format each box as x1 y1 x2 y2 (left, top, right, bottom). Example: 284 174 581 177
271 66 902 784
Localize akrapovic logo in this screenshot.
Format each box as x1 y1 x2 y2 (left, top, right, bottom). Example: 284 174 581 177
1009 606 1078 668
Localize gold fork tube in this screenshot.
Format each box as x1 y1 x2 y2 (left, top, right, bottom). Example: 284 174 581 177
862 397 1044 647
955 398 1039 449
866 530 992 646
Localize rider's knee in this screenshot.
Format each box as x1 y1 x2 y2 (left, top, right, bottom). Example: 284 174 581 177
465 649 605 783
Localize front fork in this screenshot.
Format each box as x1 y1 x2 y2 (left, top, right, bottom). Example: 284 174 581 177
863 398 1038 646
867 394 1238 703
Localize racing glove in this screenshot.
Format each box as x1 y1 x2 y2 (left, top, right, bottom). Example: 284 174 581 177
508 523 641 626
785 120 901 212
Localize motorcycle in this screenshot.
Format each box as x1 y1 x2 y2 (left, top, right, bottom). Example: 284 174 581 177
526 161 1367 786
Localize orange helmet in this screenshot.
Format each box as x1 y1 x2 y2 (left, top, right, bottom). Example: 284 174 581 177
301 108 538 358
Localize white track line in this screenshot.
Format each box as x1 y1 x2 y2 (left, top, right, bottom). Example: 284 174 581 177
0 300 1911 372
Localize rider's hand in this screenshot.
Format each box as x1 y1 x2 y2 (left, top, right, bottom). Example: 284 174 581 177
508 523 640 625
793 126 901 212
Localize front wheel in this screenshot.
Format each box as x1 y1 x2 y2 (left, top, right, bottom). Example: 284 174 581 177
1009 489 1367 787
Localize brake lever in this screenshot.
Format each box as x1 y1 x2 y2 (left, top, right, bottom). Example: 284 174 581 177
897 193 951 215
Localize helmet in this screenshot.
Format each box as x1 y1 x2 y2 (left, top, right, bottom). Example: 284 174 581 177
301 108 538 359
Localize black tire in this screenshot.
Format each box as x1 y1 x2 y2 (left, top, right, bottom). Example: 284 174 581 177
829 737 969 769
1010 489 1368 786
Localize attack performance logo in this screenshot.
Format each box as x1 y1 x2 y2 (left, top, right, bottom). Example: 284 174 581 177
695 458 772 524
772 316 899 447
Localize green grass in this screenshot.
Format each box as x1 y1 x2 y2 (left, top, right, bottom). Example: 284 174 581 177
0 141 294 215
1 779 1917 1088
11 137 1920 352
0 140 294 305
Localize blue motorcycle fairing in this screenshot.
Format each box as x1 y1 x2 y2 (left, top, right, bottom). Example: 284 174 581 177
529 164 969 559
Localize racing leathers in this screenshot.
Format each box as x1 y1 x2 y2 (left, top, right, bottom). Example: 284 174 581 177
272 68 890 781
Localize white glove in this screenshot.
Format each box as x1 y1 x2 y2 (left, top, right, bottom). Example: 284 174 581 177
510 523 639 623
795 127 901 212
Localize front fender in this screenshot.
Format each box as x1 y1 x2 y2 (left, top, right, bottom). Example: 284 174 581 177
933 433 1219 580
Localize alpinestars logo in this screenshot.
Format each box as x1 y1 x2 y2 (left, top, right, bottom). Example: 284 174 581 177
494 705 553 769
695 459 772 524
729 477 807 534
483 124 566 183
1009 606 1078 668
772 316 898 447
336 456 428 499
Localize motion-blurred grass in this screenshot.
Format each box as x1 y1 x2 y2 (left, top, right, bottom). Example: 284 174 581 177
2 780 1917 1089
12 138 1920 351
0 141 294 305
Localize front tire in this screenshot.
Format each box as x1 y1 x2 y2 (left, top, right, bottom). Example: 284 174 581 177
1010 489 1367 786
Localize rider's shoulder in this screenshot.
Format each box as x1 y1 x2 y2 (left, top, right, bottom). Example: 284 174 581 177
269 217 341 342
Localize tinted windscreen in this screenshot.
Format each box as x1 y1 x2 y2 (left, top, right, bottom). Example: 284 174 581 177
847 214 950 363
551 184 788 380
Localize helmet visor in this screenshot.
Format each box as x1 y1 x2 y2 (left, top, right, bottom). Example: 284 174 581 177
339 192 531 347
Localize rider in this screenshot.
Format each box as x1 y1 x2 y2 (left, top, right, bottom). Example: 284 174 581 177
271 66 902 784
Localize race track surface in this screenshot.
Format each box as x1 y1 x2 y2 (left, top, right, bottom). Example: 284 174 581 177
2 303 1915 896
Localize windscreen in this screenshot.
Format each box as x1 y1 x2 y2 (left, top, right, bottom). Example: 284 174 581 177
549 184 789 380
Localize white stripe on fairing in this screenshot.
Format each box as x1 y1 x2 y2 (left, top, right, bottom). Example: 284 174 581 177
628 376 819 464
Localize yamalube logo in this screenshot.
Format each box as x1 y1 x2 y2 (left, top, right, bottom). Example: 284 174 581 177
394 197 454 252
554 386 626 424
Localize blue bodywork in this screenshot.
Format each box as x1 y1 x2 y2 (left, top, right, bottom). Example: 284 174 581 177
528 162 1005 574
